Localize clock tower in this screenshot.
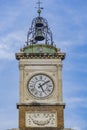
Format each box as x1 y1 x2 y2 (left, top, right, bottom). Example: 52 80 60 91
15 1 73 130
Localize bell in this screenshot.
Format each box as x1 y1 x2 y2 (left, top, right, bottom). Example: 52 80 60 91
35 29 45 41
35 18 43 27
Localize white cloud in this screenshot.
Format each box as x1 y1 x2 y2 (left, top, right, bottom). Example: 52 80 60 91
65 97 87 108
0 49 14 60
44 1 87 50
0 7 21 32
0 43 14 60
0 114 18 130
65 113 87 130
0 31 26 60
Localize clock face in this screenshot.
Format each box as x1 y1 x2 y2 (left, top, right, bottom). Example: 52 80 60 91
28 74 54 98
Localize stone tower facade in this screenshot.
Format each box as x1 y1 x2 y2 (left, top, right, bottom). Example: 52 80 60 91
10 1 74 130
16 44 65 130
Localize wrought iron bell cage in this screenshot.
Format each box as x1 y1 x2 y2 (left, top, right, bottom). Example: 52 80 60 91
26 16 54 45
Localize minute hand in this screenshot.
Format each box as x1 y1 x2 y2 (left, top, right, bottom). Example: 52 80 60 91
41 80 50 87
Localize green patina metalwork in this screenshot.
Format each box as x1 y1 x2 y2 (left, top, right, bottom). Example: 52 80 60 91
21 44 57 54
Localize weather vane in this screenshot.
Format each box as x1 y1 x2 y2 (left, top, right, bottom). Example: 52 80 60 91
36 0 43 17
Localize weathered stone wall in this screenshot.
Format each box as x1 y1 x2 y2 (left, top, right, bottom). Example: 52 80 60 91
19 105 64 130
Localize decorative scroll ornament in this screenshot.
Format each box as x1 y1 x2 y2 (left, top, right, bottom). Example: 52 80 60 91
26 112 57 127
30 117 50 126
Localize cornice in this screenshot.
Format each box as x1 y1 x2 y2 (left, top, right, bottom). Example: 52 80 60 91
17 102 66 109
15 52 66 60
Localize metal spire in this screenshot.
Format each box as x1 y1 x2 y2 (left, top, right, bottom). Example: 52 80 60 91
37 0 43 17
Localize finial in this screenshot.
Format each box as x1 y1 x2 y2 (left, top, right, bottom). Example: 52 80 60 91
37 0 43 17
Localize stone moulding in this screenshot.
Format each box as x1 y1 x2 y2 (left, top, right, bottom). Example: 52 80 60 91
10 128 75 130
16 102 66 109
15 52 65 60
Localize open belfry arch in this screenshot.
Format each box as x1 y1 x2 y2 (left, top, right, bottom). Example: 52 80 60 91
11 1 74 130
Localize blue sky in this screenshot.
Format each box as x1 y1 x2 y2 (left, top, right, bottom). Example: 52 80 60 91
0 0 87 130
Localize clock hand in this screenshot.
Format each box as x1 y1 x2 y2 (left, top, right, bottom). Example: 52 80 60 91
39 84 47 95
38 80 50 94
38 80 50 95
40 80 50 87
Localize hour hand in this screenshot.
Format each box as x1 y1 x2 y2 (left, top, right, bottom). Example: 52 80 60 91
39 84 47 95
